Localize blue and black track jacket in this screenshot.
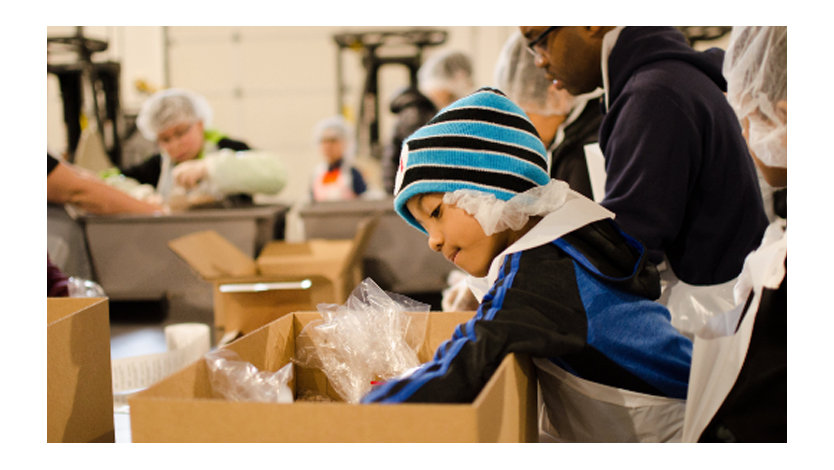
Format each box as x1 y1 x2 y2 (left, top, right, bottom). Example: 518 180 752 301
362 219 693 404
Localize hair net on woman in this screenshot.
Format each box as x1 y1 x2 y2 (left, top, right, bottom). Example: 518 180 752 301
417 50 474 103
723 26 787 168
313 115 356 162
136 88 214 141
494 31 575 116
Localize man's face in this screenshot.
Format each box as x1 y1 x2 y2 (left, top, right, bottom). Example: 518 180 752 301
406 193 514 278
519 26 606 96
158 120 204 163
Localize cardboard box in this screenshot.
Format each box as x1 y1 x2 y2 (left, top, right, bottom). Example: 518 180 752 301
47 297 114 443
168 216 377 339
129 311 537 442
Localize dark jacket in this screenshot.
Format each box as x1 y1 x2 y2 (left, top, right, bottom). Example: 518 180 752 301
121 136 249 187
699 258 786 442
382 87 438 194
550 98 603 199
599 27 768 285
362 219 692 404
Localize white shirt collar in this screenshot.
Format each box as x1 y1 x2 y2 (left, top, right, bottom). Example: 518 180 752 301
601 26 626 113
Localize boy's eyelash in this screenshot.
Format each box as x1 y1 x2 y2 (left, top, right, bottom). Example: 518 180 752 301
430 205 441 218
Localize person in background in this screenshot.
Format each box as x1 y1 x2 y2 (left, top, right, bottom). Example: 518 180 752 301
381 87 437 195
494 31 603 200
115 88 270 206
519 26 769 337
417 50 475 111
48 153 163 215
363 88 692 443
310 116 367 202
683 26 786 443
381 50 475 195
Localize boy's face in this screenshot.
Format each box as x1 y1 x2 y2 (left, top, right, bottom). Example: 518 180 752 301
406 193 514 277
158 120 204 163
319 135 345 165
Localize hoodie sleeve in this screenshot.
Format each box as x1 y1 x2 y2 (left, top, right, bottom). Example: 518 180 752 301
361 246 590 404
599 85 700 265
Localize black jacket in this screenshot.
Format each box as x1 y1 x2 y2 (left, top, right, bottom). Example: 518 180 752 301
362 219 692 404
550 98 603 199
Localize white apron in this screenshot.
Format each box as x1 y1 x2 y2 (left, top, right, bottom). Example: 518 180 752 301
535 358 686 442
312 162 357 202
467 191 613 300
465 192 686 442
658 261 737 340
682 220 786 442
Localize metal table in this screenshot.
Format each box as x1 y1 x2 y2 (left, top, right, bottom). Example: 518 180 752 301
76 205 288 302
299 198 453 296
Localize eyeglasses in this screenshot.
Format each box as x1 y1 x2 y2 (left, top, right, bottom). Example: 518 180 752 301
526 26 560 58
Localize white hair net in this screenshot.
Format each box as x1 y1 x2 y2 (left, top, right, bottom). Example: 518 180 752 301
313 116 356 161
136 88 213 141
418 50 474 102
494 31 575 116
723 26 787 168
443 179 574 236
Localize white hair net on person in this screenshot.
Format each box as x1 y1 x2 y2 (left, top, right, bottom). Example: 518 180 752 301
313 115 356 162
442 180 574 236
417 50 474 102
494 31 575 116
723 26 787 169
136 88 213 141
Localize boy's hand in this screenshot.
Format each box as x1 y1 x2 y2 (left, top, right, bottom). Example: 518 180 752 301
173 159 208 189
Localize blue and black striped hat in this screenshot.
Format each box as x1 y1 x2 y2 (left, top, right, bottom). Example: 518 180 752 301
393 87 551 234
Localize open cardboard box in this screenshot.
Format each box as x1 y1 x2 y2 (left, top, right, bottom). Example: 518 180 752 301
168 217 378 340
47 297 114 443
129 311 537 442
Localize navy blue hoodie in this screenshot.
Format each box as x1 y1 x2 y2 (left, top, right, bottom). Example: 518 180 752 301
599 27 767 285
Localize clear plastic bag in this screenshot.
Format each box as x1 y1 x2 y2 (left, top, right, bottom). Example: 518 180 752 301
294 278 430 403
204 348 294 403
67 276 106 297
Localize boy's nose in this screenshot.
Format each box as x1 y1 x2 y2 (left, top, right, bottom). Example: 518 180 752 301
427 231 443 252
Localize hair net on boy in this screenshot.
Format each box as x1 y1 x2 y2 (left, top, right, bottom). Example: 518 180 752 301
394 87 573 236
418 50 474 103
136 88 213 141
313 115 356 162
723 26 787 169
494 31 575 117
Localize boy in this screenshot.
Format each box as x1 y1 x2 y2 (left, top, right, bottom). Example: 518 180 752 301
310 116 368 201
361 88 693 442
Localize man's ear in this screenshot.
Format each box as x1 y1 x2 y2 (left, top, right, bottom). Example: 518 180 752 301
587 26 613 39
776 99 787 125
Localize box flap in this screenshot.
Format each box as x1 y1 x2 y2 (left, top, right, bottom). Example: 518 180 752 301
168 230 258 280
47 297 108 325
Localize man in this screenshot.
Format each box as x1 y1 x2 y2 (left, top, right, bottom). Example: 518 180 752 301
495 31 603 199
520 27 768 331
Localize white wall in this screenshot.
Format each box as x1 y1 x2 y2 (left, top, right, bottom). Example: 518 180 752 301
46 26 518 206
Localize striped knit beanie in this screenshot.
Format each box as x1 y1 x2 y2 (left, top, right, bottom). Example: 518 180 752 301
393 87 551 234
